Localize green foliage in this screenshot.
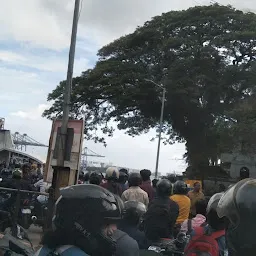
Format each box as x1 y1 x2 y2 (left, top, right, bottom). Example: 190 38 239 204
43 4 256 167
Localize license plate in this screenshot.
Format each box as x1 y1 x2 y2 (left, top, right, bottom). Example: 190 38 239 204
21 209 31 214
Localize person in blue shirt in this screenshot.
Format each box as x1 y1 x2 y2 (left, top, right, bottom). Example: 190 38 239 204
36 184 139 256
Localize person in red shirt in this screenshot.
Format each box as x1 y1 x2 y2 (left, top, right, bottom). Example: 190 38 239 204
139 169 155 202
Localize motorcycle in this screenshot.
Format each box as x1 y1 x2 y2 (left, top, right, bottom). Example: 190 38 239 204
145 233 187 256
28 194 48 229
20 199 32 230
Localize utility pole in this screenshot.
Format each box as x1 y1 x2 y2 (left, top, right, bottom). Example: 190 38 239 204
57 0 80 166
46 0 80 230
145 79 166 178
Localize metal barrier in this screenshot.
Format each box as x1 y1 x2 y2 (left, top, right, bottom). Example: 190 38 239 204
0 184 49 237
0 187 49 196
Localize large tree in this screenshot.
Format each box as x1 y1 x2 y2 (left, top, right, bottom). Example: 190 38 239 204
43 4 256 168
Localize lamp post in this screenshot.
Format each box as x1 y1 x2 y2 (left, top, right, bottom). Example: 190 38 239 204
145 79 166 178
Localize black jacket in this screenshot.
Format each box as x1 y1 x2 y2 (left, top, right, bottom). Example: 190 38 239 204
144 196 179 240
118 222 148 249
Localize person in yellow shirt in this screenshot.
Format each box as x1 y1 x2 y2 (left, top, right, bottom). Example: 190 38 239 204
170 181 191 225
188 181 205 217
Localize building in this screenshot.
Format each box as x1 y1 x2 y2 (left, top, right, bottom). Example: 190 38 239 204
0 125 43 167
221 153 254 179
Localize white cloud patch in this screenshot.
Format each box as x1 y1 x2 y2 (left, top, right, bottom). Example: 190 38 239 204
10 104 50 121
0 0 70 50
0 51 26 63
0 50 90 74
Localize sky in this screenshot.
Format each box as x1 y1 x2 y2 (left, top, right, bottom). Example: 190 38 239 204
1 0 254 175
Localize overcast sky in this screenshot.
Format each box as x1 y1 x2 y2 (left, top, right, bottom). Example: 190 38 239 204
1 0 254 174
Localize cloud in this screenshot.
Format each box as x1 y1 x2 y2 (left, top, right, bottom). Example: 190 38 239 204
0 0 70 50
0 51 26 63
0 49 91 75
10 104 50 121
1 0 254 51
40 0 256 46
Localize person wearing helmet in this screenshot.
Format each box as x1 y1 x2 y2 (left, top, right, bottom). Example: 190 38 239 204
185 193 227 256
118 168 129 192
101 167 122 196
167 174 177 194
143 179 179 242
21 163 32 181
217 178 256 256
0 168 33 191
140 169 155 202
118 201 148 249
36 184 139 256
121 173 149 207
171 181 191 226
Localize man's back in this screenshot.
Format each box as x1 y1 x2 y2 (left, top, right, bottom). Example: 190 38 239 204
121 186 149 207
170 194 191 224
118 222 148 249
101 181 122 197
113 229 140 256
140 180 155 202
144 197 179 240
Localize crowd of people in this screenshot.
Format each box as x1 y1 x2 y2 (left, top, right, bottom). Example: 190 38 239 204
34 166 256 256
0 162 48 204
1 163 254 256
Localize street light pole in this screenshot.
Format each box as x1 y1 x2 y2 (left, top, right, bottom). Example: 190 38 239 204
145 79 166 178
155 88 166 178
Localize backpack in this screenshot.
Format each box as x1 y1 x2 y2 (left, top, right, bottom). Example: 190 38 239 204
184 227 225 256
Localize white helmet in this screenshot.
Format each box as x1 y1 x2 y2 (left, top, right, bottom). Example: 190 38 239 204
105 167 119 180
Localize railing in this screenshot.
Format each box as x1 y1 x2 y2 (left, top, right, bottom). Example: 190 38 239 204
0 185 49 237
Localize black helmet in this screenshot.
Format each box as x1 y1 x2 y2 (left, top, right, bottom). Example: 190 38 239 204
119 168 128 176
140 169 151 181
118 170 128 184
128 173 142 187
84 172 90 182
156 179 172 197
53 184 124 255
206 193 225 231
173 181 188 195
89 172 101 185
217 178 256 255
12 169 22 179
167 174 177 183
123 201 146 225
